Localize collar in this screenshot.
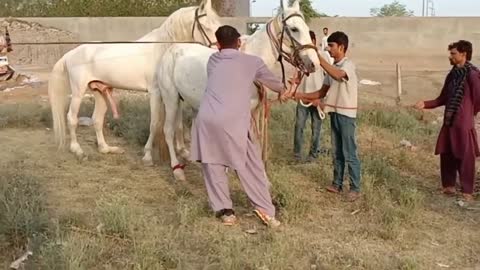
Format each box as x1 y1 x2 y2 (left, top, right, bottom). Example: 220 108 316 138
334 57 348 66
220 48 241 55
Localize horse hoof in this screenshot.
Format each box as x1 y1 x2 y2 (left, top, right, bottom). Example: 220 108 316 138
173 164 186 181
99 146 125 154
70 146 85 160
142 156 154 167
173 169 186 181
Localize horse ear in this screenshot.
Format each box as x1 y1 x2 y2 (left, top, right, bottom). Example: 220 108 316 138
200 0 212 13
290 0 300 10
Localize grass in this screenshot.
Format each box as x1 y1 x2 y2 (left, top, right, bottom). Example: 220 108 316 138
0 162 50 268
0 95 479 269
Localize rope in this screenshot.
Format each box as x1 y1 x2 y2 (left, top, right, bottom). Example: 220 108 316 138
10 41 205 45
299 100 326 120
252 70 307 162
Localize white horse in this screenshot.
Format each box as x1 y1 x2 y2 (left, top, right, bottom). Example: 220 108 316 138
155 0 322 181
48 0 222 163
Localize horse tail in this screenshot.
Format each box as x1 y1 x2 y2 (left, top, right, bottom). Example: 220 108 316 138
48 55 70 150
151 63 170 161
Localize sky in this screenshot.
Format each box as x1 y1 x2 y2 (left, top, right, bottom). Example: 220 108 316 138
250 0 480 17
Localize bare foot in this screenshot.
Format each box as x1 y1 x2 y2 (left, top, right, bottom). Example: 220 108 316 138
462 193 474 202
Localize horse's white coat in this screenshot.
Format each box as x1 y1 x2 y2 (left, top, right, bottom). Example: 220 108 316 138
155 0 325 181
48 0 222 164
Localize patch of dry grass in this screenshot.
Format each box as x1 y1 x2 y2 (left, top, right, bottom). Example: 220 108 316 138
0 96 479 269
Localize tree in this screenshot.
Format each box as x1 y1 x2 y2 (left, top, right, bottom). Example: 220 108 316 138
370 1 414 17
212 0 235 17
288 0 328 22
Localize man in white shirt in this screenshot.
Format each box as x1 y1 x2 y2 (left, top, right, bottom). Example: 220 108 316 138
321 27 329 51
321 27 334 64
294 31 361 202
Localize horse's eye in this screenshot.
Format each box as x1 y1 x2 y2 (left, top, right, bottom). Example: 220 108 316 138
290 27 299 32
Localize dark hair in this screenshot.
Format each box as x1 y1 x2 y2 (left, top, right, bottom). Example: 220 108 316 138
215 25 241 48
323 27 328 31
448 40 473 61
327 31 349 52
309 30 316 42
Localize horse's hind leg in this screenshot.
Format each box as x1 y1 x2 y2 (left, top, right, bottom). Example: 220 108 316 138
92 90 124 154
67 89 86 159
175 102 190 160
164 96 186 181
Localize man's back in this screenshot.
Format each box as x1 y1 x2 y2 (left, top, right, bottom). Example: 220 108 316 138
200 49 283 125
202 49 259 120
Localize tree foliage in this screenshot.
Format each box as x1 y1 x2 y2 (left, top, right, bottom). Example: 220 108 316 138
0 0 199 17
211 0 234 16
370 1 414 17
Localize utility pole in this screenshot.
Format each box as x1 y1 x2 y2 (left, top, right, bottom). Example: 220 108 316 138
422 0 425 16
427 0 435 16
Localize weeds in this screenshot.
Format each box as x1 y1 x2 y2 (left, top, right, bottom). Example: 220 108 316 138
0 163 49 250
1 96 479 269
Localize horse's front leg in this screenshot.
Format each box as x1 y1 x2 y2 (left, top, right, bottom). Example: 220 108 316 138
143 90 162 166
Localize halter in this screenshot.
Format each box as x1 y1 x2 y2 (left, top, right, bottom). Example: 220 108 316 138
191 8 216 48
266 11 317 87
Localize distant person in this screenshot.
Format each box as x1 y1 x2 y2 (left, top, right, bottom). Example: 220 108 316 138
414 40 480 202
293 30 326 162
321 27 329 51
293 31 361 202
321 27 333 63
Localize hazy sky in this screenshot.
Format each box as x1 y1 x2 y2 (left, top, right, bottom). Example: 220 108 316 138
251 0 480 17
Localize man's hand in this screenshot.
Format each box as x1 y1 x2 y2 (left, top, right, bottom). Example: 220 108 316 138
293 92 303 101
311 99 321 107
311 99 326 110
414 101 425 110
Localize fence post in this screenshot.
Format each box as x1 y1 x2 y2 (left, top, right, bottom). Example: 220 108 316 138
396 63 402 104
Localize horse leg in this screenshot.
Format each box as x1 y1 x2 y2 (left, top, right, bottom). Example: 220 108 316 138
164 97 186 181
67 90 86 159
92 90 124 154
175 102 190 160
142 89 162 166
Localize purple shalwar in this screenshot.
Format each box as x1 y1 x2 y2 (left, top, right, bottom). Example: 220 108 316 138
424 66 480 194
190 49 284 216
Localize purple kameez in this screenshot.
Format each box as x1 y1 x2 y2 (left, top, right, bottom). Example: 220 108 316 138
190 49 285 216
424 67 480 194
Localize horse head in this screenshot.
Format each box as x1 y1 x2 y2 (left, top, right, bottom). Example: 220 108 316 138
268 0 320 74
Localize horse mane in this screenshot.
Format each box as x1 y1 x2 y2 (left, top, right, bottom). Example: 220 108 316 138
137 5 219 42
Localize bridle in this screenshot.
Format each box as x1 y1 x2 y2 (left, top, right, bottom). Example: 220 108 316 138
191 8 216 48
252 8 320 163
266 10 317 88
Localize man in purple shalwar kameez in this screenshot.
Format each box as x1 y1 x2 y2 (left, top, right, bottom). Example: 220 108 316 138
415 40 480 202
190 25 289 226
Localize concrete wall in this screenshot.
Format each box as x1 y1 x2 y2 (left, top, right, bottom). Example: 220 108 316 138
15 16 480 53
4 16 480 66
